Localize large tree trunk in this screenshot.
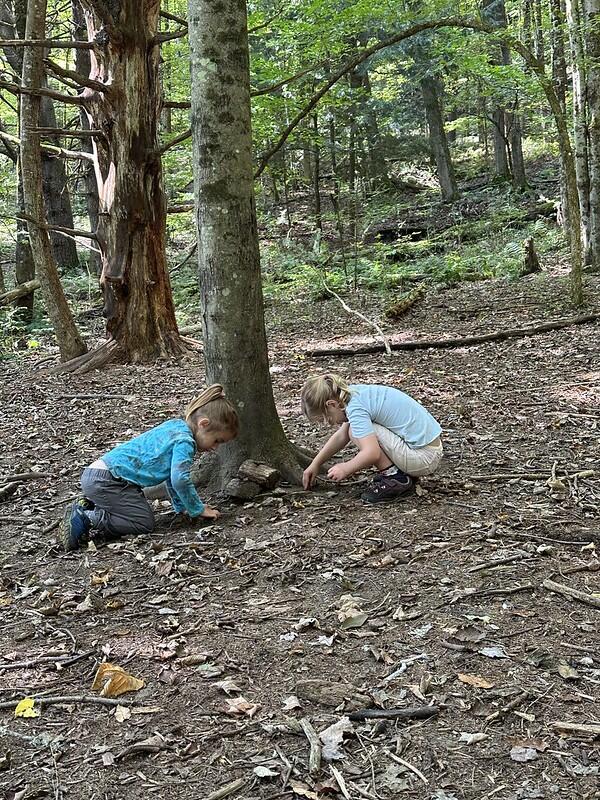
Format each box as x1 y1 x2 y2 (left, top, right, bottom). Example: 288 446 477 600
20 0 86 360
76 0 184 363
420 75 459 201
550 0 571 233
188 0 307 483
583 0 600 269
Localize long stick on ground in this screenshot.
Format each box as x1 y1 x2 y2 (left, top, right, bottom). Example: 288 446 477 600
0 695 141 710
542 579 600 609
307 313 599 357
300 717 322 775
323 283 392 355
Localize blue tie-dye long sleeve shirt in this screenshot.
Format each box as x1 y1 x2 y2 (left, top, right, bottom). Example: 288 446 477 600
103 419 205 517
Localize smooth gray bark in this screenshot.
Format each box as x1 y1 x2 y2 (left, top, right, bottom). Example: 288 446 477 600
188 0 306 482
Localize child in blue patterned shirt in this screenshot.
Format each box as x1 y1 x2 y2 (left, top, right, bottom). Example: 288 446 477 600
61 385 239 551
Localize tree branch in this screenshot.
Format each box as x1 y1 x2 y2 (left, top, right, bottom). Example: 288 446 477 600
163 100 191 109
157 127 191 155
0 38 94 49
251 64 319 97
160 10 188 27
154 28 188 44
0 128 94 161
27 126 104 138
15 212 97 239
248 6 285 34
44 57 108 93
0 78 85 105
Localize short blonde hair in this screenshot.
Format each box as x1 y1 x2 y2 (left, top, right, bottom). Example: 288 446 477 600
185 384 239 436
301 374 352 421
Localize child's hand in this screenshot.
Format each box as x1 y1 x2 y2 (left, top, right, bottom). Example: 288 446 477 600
201 506 221 520
302 464 319 490
327 463 350 482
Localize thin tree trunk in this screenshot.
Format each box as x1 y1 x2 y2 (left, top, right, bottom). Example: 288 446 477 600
20 0 85 360
567 0 593 262
550 0 571 233
188 0 307 483
72 0 100 274
583 0 600 269
507 106 527 189
312 113 321 232
15 160 36 320
420 75 459 201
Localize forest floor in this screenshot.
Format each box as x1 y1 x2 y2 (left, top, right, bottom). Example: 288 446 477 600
0 265 599 800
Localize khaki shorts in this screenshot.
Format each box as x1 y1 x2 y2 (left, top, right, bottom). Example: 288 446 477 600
372 423 443 477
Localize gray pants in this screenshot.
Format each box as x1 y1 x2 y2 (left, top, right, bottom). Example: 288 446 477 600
81 468 155 537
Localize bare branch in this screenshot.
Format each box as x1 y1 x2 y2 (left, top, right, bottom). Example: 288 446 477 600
167 202 194 214
0 78 86 104
163 99 191 109
160 10 187 27
0 38 94 49
248 6 285 34
154 28 188 44
27 126 104 138
157 127 191 155
251 64 320 97
0 128 94 161
44 57 108 93
16 212 97 240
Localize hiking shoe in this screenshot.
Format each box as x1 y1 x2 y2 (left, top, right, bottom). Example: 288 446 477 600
76 496 95 511
61 503 91 551
361 473 414 504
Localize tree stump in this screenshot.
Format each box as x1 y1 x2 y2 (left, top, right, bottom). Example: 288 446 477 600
522 238 542 275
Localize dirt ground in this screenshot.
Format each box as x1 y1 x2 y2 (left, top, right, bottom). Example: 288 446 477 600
0 268 598 800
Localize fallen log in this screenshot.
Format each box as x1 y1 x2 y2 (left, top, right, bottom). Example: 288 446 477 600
238 460 280 489
0 279 40 306
307 313 599 357
542 578 600 609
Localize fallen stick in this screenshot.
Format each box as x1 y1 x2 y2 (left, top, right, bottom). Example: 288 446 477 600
0 694 141 710
307 313 599 357
203 778 246 800
0 279 40 305
550 721 600 738
0 650 94 671
348 706 438 722
299 717 322 775
0 472 51 483
485 690 531 724
384 749 428 785
542 579 600 609
469 554 532 573
323 283 392 356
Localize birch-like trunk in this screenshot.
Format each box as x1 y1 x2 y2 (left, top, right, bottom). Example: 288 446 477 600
583 0 600 268
566 0 592 262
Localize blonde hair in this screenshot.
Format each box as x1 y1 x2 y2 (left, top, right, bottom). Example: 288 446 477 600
185 384 239 436
301 374 352 420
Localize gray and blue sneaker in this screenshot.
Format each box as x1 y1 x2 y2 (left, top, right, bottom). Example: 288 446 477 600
61 502 92 551
361 472 414 504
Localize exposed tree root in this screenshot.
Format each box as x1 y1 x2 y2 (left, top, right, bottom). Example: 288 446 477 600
45 339 121 375
307 313 599 357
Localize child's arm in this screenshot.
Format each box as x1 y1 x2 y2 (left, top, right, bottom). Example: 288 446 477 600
169 441 219 519
328 433 381 480
303 423 351 489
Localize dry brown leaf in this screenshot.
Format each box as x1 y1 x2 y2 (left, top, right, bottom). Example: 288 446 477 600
223 695 261 717
457 673 495 689
91 663 145 697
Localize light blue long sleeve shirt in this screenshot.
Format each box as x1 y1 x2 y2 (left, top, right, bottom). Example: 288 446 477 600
103 419 205 517
347 384 441 447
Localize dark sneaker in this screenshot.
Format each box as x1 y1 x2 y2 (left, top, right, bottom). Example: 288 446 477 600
76 496 95 511
361 474 414 504
61 503 92 551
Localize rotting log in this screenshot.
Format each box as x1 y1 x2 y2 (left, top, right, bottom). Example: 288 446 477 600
0 279 40 306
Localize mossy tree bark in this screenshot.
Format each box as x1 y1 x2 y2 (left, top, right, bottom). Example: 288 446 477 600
187 0 309 483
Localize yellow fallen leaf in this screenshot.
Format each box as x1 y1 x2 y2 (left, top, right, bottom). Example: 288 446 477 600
15 698 40 718
457 673 495 689
91 663 145 697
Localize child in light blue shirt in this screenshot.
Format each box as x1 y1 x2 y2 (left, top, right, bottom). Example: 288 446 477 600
301 374 443 503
